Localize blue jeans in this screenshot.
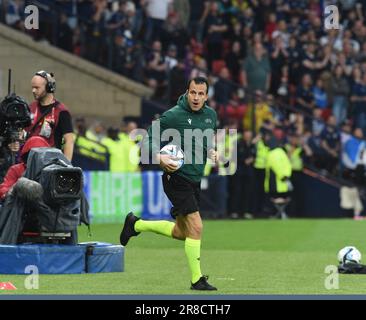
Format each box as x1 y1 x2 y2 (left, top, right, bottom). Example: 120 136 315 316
332 96 347 125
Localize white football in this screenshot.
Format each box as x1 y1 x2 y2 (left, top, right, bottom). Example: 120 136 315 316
160 144 184 170
337 246 362 264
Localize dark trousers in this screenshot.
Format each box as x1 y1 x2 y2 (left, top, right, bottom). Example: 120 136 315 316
227 172 254 216
253 168 266 216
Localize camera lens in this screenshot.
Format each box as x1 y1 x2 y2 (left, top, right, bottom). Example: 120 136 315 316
55 172 80 195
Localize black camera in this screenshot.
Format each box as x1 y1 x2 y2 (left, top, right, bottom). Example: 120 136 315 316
0 94 31 145
41 165 83 204
26 147 83 204
22 147 84 234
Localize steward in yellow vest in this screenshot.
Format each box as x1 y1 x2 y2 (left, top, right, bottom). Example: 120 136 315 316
101 127 129 173
264 138 292 195
285 135 304 172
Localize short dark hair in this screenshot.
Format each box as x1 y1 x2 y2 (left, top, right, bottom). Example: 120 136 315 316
187 77 209 94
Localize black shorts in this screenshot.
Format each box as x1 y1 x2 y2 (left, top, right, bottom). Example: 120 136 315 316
162 172 201 219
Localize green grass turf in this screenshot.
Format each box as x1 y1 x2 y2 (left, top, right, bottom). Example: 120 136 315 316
2 219 366 295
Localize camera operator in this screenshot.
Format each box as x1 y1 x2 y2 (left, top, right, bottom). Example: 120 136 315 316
0 135 87 245
0 136 51 244
0 93 30 183
0 136 49 200
0 138 21 184
26 71 75 161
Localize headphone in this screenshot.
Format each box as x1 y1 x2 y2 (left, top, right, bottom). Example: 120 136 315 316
35 70 56 93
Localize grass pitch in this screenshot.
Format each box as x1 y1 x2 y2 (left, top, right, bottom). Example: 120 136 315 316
1 219 366 295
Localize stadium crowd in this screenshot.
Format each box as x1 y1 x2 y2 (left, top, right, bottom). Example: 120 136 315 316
2 0 366 217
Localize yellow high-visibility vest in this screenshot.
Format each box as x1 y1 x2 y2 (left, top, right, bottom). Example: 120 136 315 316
75 134 108 162
101 137 128 172
285 144 303 171
254 140 269 169
264 147 292 194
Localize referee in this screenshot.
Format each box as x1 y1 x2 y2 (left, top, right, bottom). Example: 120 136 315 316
120 77 218 291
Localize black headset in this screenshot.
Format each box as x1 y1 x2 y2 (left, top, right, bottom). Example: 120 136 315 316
35 70 56 93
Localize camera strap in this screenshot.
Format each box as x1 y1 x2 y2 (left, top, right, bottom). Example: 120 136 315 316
29 101 60 135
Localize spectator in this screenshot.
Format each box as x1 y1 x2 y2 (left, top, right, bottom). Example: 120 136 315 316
188 0 209 42
287 36 302 85
343 127 366 171
312 108 326 136
264 12 277 41
165 44 178 71
351 71 366 135
7 0 366 188
276 64 290 102
168 61 187 105
144 40 168 99
5 0 24 30
213 67 235 106
58 13 73 52
330 64 350 125
235 129 256 218
313 77 328 110
238 7 256 31
285 133 311 217
106 0 128 37
301 42 331 80
296 73 315 116
189 56 208 79
241 42 271 94
144 0 173 44
125 1 139 37
270 34 289 95
243 90 273 133
320 115 341 174
271 19 290 48
84 0 108 64
304 128 324 169
161 12 189 59
203 1 228 70
172 0 190 30
86 120 106 143
225 41 243 83
229 22 247 58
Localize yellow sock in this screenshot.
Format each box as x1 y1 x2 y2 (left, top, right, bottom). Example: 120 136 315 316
185 237 202 283
134 220 174 238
